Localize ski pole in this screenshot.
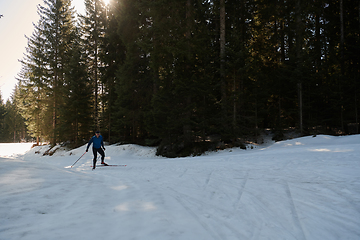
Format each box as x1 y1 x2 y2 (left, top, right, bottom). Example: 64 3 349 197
71 152 86 168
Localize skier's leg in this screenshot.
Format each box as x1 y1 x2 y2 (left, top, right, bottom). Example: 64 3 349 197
92 147 98 169
98 148 105 164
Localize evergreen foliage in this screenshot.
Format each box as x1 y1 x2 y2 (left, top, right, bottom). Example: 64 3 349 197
17 0 91 146
0 90 29 142
7 0 359 155
0 93 6 142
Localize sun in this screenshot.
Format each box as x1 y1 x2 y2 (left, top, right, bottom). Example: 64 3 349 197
103 0 111 5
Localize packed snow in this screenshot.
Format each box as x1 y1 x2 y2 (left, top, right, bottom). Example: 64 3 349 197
1 135 360 240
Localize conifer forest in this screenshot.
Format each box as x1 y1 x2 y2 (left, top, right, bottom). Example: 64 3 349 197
0 0 359 156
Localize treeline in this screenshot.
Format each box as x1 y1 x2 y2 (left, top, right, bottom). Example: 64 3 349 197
0 92 29 142
10 0 360 156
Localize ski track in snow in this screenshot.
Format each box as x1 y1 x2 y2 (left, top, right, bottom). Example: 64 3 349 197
0 135 360 240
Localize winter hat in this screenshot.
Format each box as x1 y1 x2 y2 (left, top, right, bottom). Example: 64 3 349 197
95 130 100 134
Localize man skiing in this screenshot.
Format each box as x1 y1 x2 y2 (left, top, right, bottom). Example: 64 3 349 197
86 131 107 169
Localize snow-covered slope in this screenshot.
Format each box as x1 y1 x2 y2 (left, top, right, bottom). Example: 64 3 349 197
1 135 360 240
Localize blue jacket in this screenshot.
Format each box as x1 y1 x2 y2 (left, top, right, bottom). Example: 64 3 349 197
87 135 104 150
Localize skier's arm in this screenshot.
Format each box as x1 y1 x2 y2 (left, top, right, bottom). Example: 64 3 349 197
101 137 105 150
86 137 93 152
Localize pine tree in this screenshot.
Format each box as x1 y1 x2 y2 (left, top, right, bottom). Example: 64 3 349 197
0 92 6 142
98 0 126 143
60 26 93 146
80 0 107 130
112 0 153 144
32 0 77 144
18 0 79 145
133 0 218 156
17 17 49 144
4 88 28 143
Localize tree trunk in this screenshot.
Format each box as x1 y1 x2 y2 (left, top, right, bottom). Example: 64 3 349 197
94 0 99 130
220 0 227 139
340 0 344 131
220 0 226 109
183 0 193 144
340 0 344 76
53 18 59 145
315 0 321 72
357 0 360 133
280 20 285 62
233 70 236 128
296 0 303 135
298 82 303 134
75 109 78 146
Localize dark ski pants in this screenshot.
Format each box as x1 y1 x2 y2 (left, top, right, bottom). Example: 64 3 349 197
92 147 105 164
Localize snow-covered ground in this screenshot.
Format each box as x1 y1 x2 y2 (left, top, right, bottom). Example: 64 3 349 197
1 135 360 240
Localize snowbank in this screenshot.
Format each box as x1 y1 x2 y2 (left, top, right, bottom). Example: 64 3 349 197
0 142 34 158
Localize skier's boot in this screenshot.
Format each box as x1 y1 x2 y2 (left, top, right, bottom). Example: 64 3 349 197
93 159 97 170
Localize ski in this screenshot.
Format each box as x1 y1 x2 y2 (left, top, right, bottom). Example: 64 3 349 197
91 164 127 167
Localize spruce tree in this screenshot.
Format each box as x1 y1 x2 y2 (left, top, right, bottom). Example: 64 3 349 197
17 18 49 144
60 26 93 146
4 89 28 143
135 0 217 155
80 0 107 130
37 0 77 144
18 0 79 145
109 0 152 144
0 92 5 142
98 0 126 143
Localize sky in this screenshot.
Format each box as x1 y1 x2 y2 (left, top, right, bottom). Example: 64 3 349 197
0 0 86 102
